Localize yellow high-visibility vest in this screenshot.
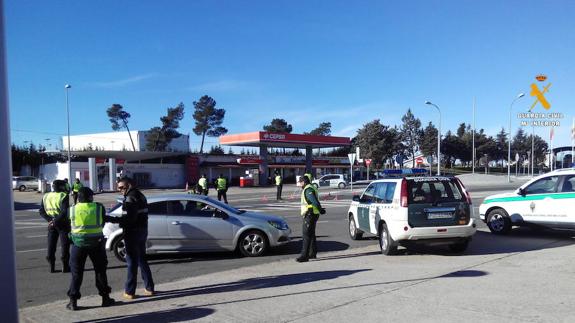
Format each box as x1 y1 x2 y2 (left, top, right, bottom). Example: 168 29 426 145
42 192 66 217
217 178 227 190
69 202 103 238
301 184 320 216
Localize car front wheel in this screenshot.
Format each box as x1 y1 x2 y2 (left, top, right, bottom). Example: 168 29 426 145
19 185 26 191
338 182 346 189
238 230 268 257
379 223 398 255
487 208 511 235
112 235 127 262
349 215 363 240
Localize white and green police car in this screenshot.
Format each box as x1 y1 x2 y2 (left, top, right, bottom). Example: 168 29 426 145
347 175 476 255
479 168 575 234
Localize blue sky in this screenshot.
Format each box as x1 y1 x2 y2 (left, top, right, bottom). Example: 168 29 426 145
5 0 575 151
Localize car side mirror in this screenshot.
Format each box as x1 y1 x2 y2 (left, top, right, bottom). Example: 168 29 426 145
213 209 229 219
518 188 526 196
352 195 360 202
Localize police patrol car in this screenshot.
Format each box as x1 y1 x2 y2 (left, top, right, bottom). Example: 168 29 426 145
347 173 476 255
479 168 575 234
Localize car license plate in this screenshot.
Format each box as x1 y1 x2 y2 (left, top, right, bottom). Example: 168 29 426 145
427 212 453 219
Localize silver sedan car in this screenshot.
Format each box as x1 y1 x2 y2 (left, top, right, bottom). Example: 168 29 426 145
104 194 291 262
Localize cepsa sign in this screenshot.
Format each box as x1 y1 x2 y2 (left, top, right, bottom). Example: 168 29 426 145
262 133 286 140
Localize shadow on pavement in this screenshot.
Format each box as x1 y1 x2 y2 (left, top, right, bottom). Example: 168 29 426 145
14 201 40 210
110 268 485 310
125 269 370 307
80 307 215 323
401 228 575 256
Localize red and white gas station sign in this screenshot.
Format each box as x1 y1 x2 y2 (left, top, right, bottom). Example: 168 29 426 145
237 157 262 164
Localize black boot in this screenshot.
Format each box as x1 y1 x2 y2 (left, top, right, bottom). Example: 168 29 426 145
62 263 70 273
66 298 78 311
101 295 115 307
48 260 56 273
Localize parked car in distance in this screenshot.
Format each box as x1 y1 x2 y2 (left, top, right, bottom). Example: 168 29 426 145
347 176 476 255
312 174 348 189
479 168 575 234
12 176 39 191
104 194 291 262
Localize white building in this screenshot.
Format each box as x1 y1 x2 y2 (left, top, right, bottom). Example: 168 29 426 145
62 131 190 152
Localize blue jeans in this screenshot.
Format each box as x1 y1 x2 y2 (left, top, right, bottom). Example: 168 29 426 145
123 228 154 294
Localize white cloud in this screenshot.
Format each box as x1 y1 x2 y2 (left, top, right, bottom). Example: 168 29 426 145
90 74 157 88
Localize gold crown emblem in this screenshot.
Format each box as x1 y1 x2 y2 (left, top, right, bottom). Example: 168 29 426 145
535 74 547 82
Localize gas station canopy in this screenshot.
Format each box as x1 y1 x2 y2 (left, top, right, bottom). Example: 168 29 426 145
219 132 351 148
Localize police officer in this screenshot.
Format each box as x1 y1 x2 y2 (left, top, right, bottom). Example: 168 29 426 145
64 178 71 194
198 174 208 196
296 175 325 262
216 174 228 204
66 187 115 310
39 179 71 273
107 177 155 299
72 178 83 205
275 171 283 200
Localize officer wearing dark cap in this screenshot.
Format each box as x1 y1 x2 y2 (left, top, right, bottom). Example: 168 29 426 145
296 175 325 262
66 187 115 310
39 179 71 273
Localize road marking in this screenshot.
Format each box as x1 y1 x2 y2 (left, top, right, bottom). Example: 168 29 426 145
16 248 47 253
15 221 45 226
15 225 47 230
25 234 47 238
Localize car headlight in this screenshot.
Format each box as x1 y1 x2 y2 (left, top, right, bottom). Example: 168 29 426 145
268 220 289 230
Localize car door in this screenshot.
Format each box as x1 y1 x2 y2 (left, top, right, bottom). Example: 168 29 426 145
145 201 170 251
167 199 234 251
553 175 575 227
357 184 376 233
319 175 332 187
515 175 560 224
369 182 396 233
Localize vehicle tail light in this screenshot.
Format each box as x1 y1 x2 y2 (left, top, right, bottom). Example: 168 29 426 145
455 178 472 205
400 178 408 207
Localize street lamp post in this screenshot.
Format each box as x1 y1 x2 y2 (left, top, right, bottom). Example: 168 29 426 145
508 93 525 182
425 101 441 175
65 84 72 187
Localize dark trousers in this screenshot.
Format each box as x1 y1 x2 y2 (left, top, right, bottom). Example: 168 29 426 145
47 226 70 266
299 212 318 259
67 242 111 300
72 192 78 205
217 189 228 204
124 229 154 295
276 184 283 200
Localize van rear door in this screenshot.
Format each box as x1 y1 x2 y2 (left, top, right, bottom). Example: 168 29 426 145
406 177 470 227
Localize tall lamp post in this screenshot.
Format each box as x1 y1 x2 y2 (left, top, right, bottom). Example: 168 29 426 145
508 93 525 182
425 101 441 175
65 84 72 187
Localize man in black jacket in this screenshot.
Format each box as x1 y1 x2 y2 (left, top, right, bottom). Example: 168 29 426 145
39 179 71 273
107 177 154 299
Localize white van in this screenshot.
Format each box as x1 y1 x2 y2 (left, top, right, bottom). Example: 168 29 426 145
347 176 476 255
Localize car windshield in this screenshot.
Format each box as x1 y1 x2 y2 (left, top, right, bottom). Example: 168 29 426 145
408 178 465 204
205 198 244 214
107 202 123 214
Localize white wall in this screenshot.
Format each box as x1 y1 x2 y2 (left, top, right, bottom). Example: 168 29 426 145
42 161 185 189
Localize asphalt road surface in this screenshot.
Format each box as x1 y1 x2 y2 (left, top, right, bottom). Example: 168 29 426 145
15 181 565 308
